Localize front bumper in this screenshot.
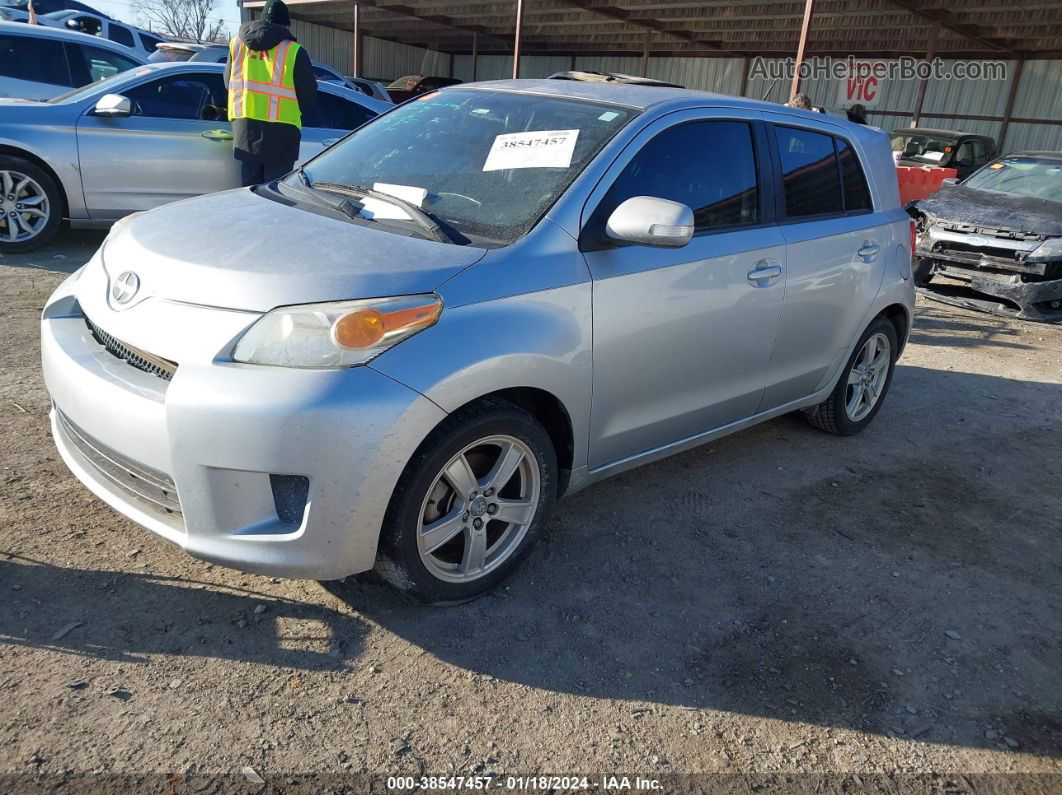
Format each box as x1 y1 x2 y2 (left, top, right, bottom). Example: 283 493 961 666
915 248 1062 322
41 271 446 580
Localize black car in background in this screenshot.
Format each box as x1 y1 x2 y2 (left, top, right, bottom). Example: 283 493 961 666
386 74 461 103
891 127 998 180
908 151 1062 322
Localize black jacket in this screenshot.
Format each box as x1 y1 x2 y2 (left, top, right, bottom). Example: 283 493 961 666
224 21 317 165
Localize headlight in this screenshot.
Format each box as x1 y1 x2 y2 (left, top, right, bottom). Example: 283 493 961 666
1027 237 1062 262
233 294 442 368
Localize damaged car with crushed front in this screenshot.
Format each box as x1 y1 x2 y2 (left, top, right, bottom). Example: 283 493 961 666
908 151 1062 321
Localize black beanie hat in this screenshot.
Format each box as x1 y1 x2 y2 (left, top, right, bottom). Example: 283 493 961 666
263 0 290 26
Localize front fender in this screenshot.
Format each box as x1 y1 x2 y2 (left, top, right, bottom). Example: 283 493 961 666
369 282 593 472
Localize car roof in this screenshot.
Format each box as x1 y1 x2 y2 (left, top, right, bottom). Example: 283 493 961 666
0 18 145 55
455 78 879 126
895 127 986 140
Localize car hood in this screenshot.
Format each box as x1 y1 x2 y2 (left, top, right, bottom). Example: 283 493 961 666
101 189 487 312
912 184 1062 237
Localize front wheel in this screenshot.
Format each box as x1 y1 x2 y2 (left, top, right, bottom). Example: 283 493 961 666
804 317 898 436
375 398 558 604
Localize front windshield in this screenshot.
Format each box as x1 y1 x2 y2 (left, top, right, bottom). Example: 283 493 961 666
299 89 636 245
890 132 957 165
962 156 1062 203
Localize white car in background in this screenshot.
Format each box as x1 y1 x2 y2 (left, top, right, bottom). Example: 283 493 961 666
0 20 145 99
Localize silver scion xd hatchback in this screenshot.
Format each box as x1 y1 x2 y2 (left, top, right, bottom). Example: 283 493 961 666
41 79 915 604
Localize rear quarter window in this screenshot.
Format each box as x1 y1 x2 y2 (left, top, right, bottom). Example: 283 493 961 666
774 126 843 218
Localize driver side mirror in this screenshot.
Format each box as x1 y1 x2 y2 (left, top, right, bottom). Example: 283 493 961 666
92 94 132 117
605 196 694 248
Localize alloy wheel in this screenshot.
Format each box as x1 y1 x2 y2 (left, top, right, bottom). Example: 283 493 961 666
417 435 540 583
0 170 50 244
845 332 891 422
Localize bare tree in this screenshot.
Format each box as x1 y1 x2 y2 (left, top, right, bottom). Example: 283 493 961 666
136 0 228 42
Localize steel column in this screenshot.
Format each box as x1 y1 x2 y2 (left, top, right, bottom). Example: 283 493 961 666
641 39 650 77
471 31 478 81
997 58 1025 153
789 0 816 100
351 2 361 78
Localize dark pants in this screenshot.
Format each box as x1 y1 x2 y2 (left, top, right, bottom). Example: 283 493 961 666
239 160 295 188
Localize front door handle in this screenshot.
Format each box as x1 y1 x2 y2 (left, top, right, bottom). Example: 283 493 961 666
857 240 881 261
747 260 783 286
201 129 233 141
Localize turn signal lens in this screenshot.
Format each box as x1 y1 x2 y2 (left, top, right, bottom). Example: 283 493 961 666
233 294 442 368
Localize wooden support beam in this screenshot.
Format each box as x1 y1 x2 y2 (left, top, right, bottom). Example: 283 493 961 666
513 0 525 79
352 2 361 77
471 30 478 80
911 20 939 126
641 37 649 77
789 0 815 101
887 0 1018 56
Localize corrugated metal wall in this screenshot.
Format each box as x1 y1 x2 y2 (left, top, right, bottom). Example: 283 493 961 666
289 20 451 82
291 15 1062 153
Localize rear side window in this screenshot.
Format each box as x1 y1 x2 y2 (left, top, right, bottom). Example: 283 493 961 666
73 44 141 84
774 126 842 217
836 139 872 211
0 35 71 86
107 24 135 48
139 33 164 52
302 91 376 130
601 120 760 231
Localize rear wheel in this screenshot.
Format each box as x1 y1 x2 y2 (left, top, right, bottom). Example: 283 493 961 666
375 399 557 604
0 157 62 253
804 317 898 436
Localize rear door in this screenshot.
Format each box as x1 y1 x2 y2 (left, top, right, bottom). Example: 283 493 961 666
76 69 239 218
581 110 787 468
759 119 888 409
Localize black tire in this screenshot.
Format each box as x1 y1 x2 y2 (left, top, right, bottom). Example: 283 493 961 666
375 398 558 605
804 316 899 436
0 156 63 253
912 255 934 287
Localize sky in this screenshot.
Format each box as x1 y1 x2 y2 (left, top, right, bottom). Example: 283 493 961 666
88 0 244 38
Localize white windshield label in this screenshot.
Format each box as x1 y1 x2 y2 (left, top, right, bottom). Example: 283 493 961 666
921 150 947 162
483 129 580 171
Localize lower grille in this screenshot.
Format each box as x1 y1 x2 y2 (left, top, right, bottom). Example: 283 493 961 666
85 316 177 381
56 410 183 523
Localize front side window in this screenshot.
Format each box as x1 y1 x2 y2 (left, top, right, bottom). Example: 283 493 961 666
302 91 375 130
775 126 842 218
300 89 635 246
0 35 70 86
123 73 227 120
76 44 141 83
599 120 760 231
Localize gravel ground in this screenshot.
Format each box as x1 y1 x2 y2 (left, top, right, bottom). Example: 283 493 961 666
1 229 1061 792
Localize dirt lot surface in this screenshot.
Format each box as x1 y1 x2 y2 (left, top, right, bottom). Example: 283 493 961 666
2 230 1061 792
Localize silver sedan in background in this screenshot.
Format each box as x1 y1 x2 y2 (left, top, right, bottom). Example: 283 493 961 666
0 61 390 251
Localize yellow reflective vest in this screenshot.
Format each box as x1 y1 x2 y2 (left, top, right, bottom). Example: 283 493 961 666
227 36 302 129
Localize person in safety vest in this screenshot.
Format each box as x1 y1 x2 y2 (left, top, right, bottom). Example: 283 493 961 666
224 0 317 187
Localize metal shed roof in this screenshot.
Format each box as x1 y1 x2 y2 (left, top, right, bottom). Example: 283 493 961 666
243 0 1062 59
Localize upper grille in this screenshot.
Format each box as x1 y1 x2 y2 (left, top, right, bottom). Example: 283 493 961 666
86 316 177 381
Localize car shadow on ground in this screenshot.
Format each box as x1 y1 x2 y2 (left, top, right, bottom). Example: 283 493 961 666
0 229 106 274
0 554 366 671
332 364 1062 756
909 303 1032 350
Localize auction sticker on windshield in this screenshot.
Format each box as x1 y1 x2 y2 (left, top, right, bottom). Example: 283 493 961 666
483 130 580 171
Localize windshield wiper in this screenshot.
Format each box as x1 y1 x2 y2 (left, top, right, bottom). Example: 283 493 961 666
311 180 459 244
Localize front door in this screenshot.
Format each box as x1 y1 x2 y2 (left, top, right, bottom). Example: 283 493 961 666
76 70 240 218
581 112 786 469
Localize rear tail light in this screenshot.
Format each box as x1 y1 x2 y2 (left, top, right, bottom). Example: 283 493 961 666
909 219 917 255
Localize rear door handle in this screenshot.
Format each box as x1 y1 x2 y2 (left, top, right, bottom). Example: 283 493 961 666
747 260 783 286
201 129 233 141
857 240 881 261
